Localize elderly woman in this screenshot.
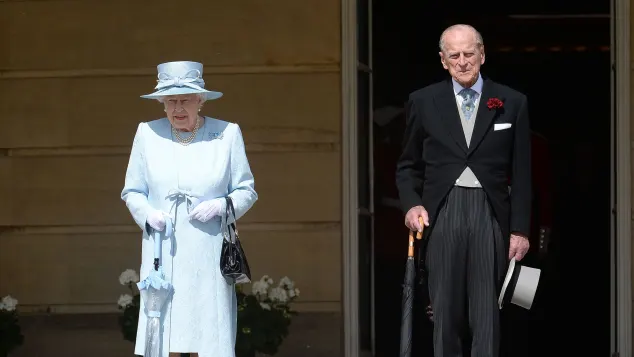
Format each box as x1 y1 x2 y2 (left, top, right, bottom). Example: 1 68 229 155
121 61 258 357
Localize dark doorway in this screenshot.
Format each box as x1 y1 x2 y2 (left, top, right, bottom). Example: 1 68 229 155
371 1 611 356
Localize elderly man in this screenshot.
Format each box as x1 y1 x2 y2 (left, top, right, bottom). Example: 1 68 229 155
395 24 531 357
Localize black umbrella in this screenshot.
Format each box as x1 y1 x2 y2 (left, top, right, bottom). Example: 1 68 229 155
400 218 423 357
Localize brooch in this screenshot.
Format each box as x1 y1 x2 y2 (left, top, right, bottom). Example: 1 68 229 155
208 132 224 141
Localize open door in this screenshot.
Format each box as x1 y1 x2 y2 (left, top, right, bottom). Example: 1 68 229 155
357 0 375 354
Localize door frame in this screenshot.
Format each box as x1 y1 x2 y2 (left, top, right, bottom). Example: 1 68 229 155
612 0 632 354
341 1 632 357
341 0 359 354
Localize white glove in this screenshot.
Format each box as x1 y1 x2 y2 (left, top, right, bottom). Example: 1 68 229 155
188 198 224 223
146 210 167 231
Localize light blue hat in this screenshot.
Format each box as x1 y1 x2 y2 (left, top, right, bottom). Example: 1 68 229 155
140 61 223 101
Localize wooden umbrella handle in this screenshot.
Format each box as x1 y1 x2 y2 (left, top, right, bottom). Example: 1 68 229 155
416 217 424 240
408 231 415 257
407 217 425 257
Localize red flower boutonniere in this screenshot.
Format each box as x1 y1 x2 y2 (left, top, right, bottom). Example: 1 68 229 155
487 97 504 110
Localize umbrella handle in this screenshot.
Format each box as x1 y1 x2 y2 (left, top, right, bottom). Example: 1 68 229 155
407 217 425 258
153 213 174 271
417 217 424 239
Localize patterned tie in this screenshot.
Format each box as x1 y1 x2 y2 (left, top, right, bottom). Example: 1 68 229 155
459 88 477 121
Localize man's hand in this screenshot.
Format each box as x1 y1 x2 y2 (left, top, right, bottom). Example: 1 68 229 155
509 233 530 261
405 205 429 232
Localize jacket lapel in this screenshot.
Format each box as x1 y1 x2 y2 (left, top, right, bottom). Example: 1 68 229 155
434 80 468 154
469 79 497 155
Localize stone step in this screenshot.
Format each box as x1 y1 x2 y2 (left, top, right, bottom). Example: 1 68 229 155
10 312 342 357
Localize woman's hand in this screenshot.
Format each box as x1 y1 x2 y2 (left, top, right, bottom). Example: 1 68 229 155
147 210 167 231
188 198 224 223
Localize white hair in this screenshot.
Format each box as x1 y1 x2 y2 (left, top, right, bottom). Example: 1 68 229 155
439 24 484 53
156 93 206 105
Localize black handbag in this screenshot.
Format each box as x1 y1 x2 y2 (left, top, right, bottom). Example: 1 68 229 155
220 196 252 284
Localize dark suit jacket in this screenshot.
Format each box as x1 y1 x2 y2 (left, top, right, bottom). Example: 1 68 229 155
395 76 532 241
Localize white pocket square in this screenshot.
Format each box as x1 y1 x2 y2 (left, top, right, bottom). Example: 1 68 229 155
494 123 512 131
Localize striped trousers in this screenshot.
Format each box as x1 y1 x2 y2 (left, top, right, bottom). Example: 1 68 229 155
426 187 507 357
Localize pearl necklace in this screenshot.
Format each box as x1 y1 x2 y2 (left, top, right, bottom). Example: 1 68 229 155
171 117 201 146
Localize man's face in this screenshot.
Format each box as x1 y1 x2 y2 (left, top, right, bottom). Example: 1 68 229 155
439 29 485 88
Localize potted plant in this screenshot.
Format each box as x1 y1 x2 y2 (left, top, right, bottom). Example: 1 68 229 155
117 269 141 343
116 270 300 357
0 295 23 357
235 275 300 357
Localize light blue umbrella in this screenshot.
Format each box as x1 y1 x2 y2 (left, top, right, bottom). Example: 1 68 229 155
137 215 173 357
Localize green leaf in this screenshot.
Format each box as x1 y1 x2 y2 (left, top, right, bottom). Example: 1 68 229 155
118 291 299 356
0 310 24 356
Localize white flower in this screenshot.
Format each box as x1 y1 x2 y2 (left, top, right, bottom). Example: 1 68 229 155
118 294 134 308
289 288 298 298
119 269 140 286
259 302 271 310
251 281 269 297
278 276 295 290
269 287 288 304
0 295 18 312
294 288 300 297
260 275 274 285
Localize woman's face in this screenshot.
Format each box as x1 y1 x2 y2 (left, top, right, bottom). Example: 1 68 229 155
163 94 202 131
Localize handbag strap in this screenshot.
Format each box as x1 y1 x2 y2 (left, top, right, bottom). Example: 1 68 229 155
224 196 238 243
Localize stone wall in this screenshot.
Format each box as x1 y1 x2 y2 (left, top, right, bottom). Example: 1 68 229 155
0 0 342 314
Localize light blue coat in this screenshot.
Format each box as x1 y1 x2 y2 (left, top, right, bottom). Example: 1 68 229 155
121 117 258 357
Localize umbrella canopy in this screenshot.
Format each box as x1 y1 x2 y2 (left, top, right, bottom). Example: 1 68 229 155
137 214 174 357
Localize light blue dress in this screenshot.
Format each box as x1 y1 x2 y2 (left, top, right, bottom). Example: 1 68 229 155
121 117 258 357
